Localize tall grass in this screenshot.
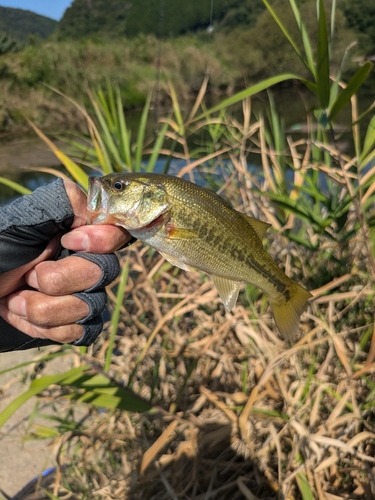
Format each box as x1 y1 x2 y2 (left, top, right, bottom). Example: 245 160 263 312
1 0 375 498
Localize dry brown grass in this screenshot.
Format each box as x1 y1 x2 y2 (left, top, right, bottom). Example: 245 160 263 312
3 90 375 500
11 221 375 499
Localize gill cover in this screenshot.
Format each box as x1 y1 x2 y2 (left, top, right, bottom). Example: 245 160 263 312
107 177 169 230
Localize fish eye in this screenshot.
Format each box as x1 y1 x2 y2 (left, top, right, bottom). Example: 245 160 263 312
113 180 125 192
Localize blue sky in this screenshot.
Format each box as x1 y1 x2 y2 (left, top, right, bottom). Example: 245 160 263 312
0 0 72 21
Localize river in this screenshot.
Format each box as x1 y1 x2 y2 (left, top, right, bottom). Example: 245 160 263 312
0 137 64 203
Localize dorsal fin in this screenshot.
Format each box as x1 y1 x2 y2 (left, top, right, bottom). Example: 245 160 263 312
241 214 271 239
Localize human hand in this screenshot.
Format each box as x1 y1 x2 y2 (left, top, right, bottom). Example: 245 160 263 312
0 179 132 350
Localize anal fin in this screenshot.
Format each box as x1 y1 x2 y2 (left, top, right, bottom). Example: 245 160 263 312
211 275 241 311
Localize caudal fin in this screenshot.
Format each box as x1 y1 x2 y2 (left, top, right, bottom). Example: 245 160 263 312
269 282 312 340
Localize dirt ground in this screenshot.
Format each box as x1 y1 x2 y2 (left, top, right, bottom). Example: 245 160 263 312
0 138 78 498
0 348 76 499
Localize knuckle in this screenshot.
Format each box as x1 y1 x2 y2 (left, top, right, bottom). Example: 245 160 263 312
26 297 54 325
36 262 65 294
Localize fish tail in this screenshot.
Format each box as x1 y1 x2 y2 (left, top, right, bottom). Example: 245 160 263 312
269 281 312 340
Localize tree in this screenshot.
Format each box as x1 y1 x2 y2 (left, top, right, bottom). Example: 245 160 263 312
343 0 375 56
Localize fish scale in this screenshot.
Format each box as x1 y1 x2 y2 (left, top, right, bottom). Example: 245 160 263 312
87 172 312 340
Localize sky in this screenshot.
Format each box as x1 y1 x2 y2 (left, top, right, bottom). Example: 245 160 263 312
0 0 72 21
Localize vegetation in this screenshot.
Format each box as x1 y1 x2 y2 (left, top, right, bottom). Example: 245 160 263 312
0 0 362 137
0 0 374 137
0 6 57 42
343 0 375 56
58 0 266 39
1 0 375 498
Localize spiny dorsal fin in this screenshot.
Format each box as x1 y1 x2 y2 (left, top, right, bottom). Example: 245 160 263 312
241 214 271 239
210 275 241 311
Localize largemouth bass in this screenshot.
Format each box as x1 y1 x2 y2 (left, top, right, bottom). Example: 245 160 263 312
87 173 311 339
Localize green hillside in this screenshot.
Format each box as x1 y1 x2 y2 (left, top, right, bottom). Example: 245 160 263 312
0 6 57 42
58 0 265 38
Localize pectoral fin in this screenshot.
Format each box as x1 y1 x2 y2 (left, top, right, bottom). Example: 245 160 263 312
211 275 241 311
241 214 271 239
165 221 199 240
160 251 191 272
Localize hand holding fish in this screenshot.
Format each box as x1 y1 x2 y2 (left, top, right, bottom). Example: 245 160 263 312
88 173 312 339
0 179 131 351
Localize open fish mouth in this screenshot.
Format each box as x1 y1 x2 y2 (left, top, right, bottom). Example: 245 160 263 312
87 176 112 225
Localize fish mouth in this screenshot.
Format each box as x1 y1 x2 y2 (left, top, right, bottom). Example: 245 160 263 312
142 212 168 229
87 176 112 225
123 211 169 233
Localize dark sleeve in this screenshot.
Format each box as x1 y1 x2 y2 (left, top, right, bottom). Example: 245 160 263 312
0 178 74 273
0 178 74 352
0 318 57 352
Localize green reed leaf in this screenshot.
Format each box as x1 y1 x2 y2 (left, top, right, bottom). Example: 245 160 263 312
316 0 330 109
105 259 129 371
116 87 132 170
262 0 307 70
135 93 151 171
0 366 88 428
196 74 316 120
329 62 373 122
28 120 89 190
0 177 32 195
146 119 170 172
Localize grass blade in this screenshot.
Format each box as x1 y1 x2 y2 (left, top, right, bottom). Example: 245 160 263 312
28 120 89 190
168 80 185 135
329 62 373 122
0 177 32 195
289 0 315 76
75 389 152 412
116 87 132 169
262 0 309 73
90 91 121 172
0 366 88 428
296 472 315 500
135 93 151 171
195 74 316 120
359 114 375 166
187 75 209 124
62 372 152 412
105 259 129 372
146 119 170 172
316 0 330 109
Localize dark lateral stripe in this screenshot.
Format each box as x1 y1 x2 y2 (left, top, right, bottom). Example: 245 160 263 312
246 257 290 299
